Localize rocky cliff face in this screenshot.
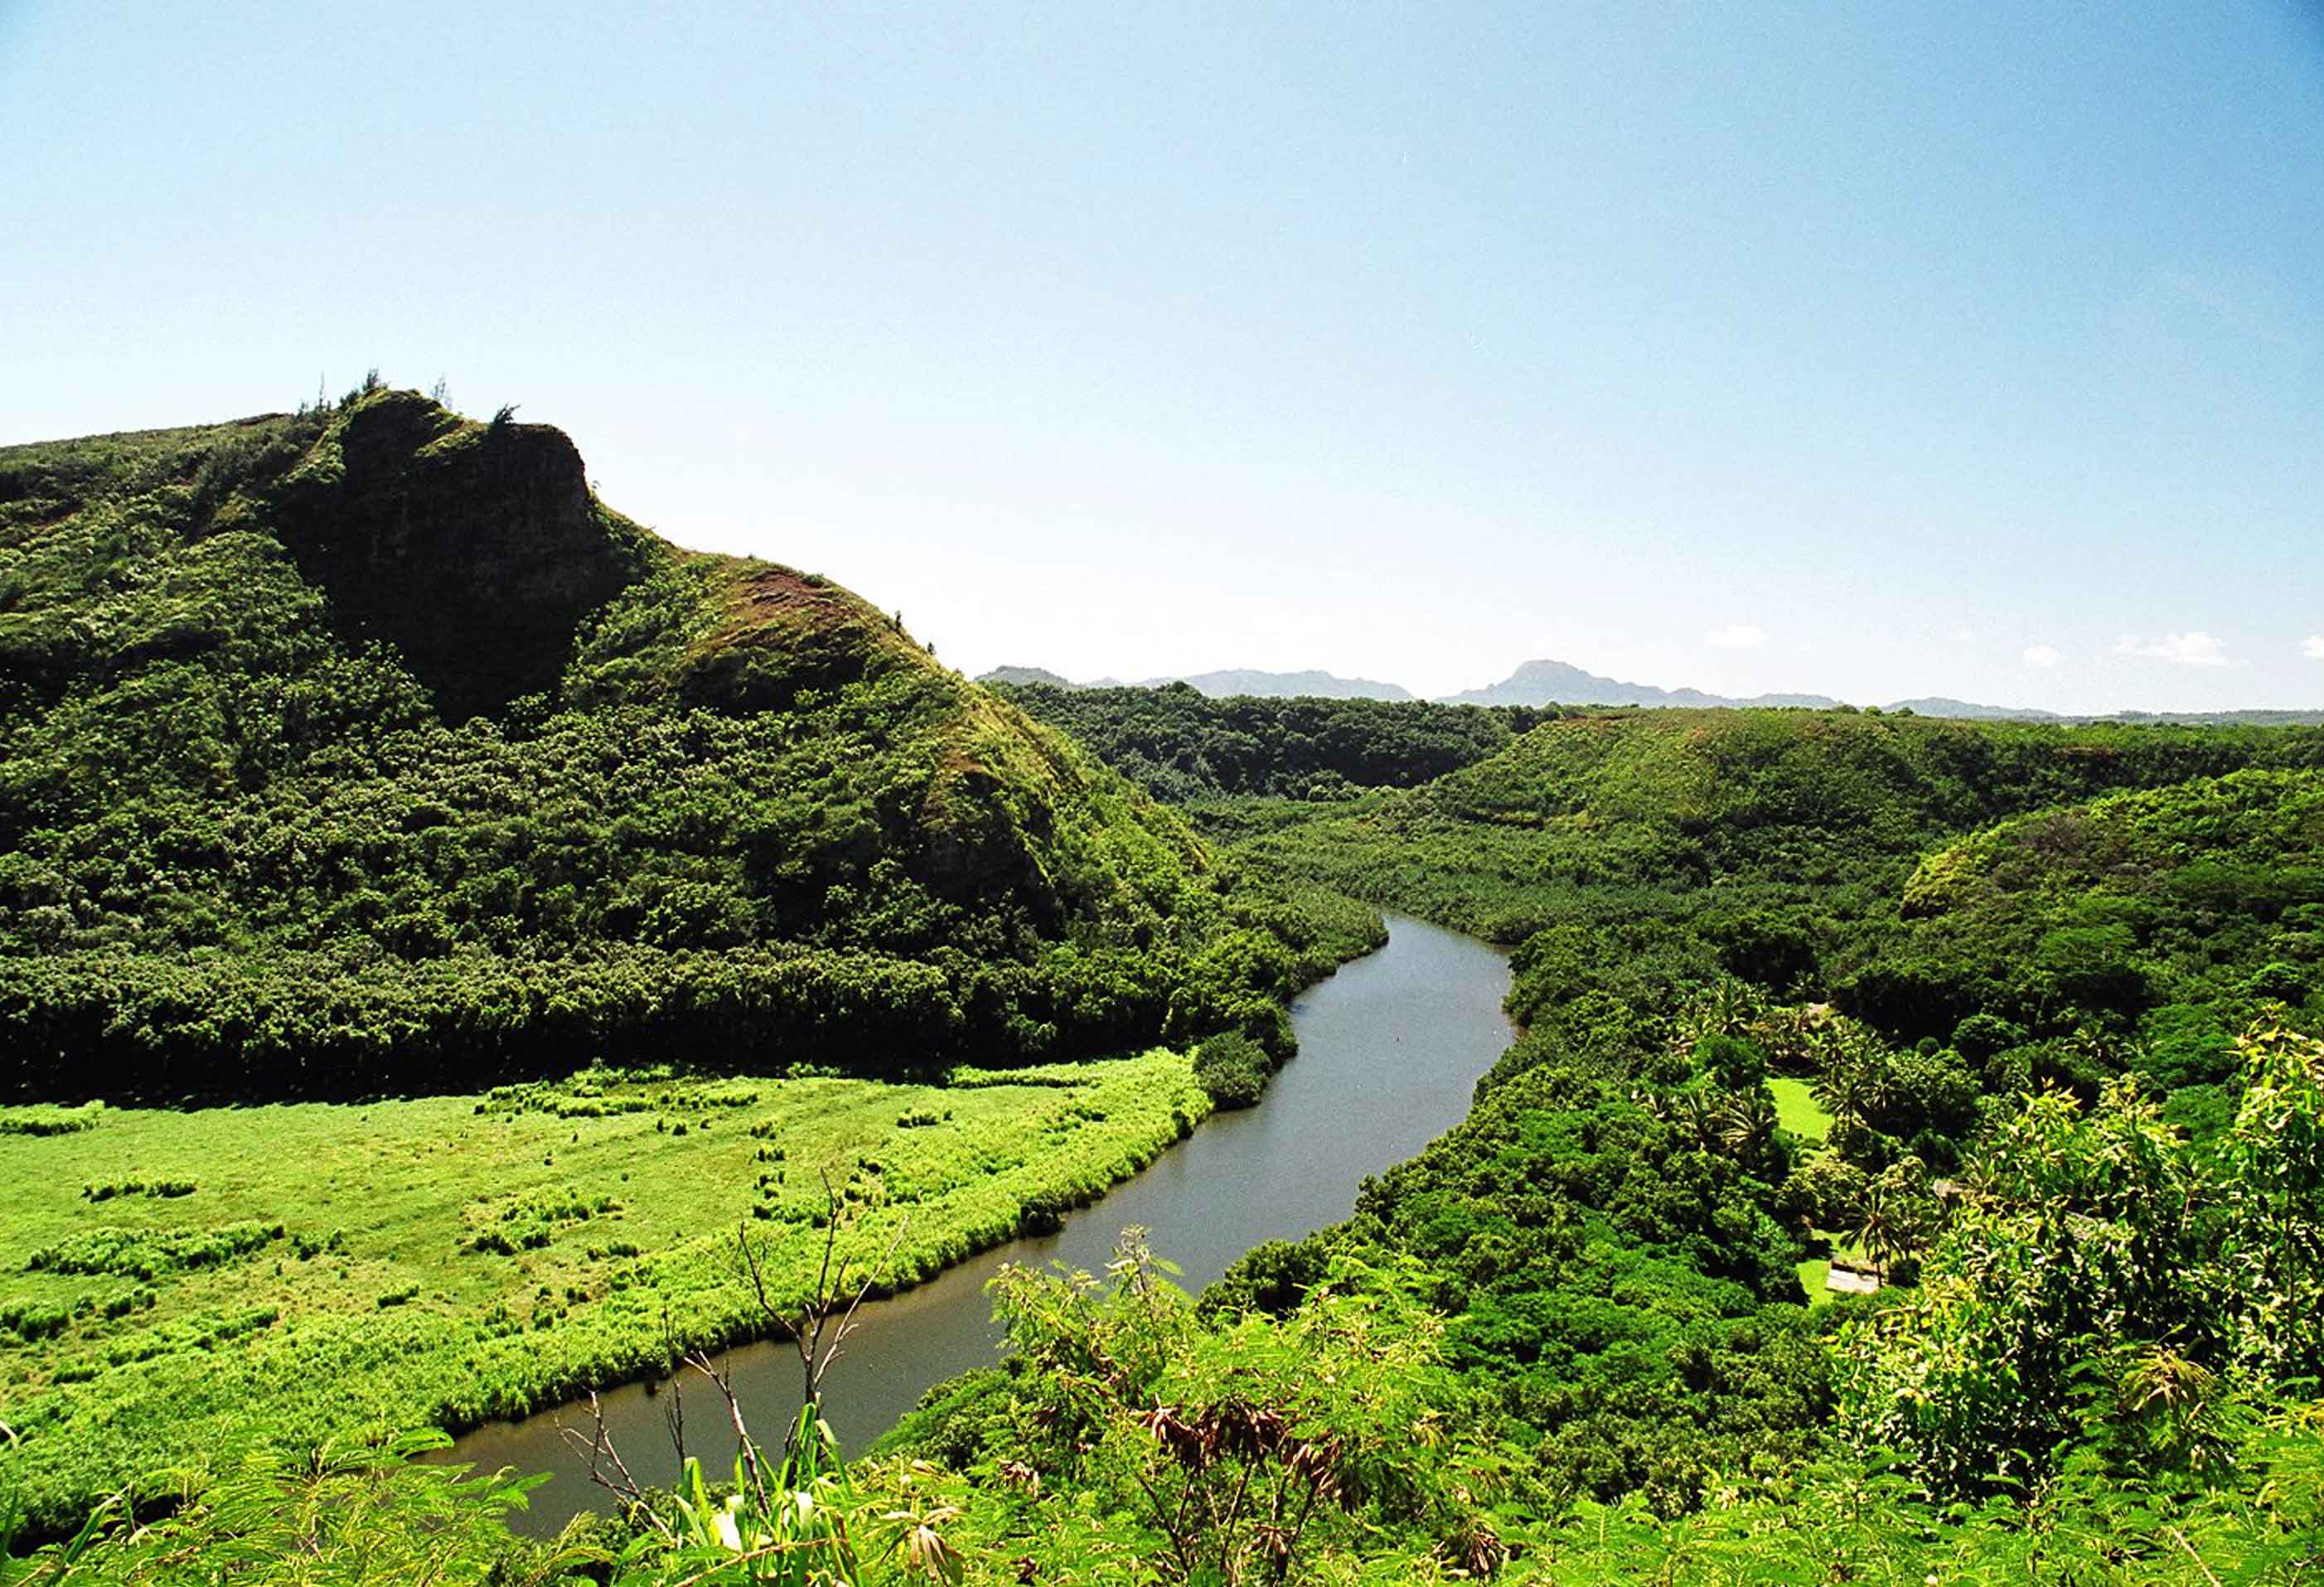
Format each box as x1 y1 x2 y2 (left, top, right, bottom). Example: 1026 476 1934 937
276 390 642 718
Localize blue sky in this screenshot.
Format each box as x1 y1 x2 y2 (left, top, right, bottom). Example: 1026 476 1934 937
3 2 2320 709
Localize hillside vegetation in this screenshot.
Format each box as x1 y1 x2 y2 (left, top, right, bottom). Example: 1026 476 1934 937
8 498 2324 1581
0 389 1399 1538
0 388 1365 1100
10 682 2324 1581
1238 709 2324 1081
989 680 1561 802
849 701 2324 1581
1250 707 2324 934
890 698 2324 1552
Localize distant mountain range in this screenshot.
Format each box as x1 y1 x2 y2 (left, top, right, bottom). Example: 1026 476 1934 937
1436 659 1842 710
978 660 2319 723
979 665 1087 690
979 665 1414 701
1885 697 2060 721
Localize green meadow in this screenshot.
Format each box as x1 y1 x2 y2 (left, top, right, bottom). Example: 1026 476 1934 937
0 1052 1209 1535
1767 1077 1857 1301
1768 1076 1830 1144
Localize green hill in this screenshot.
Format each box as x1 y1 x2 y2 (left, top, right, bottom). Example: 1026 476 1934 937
1248 707 2324 936
1172 709 2324 1526
1837 767 2324 1115
0 386 1353 1100
1232 708 2324 1086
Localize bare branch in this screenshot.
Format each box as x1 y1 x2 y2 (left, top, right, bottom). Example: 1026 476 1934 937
821 1212 911 1383
737 1220 785 1333
659 1307 688 1471
686 1350 772 1515
559 1391 673 1544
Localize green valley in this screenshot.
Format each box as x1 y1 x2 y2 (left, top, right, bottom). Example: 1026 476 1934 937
0 387 1367 1548
5 406 2322 1585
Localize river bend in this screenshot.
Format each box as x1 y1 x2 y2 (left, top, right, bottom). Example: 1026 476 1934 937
451 912 1512 1534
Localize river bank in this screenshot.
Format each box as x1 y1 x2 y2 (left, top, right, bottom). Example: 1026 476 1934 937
450 912 1514 1535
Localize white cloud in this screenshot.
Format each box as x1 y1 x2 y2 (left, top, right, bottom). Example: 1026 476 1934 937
2022 645 2063 669
2304 636 2324 660
2113 631 2229 667
1703 623 1766 651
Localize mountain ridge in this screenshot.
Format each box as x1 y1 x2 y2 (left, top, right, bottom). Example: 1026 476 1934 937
1435 656 1841 710
985 658 2039 716
984 659 2322 723
978 665 1413 700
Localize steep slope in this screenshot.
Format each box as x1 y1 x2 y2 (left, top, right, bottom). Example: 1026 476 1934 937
0 388 1344 1098
269 394 645 719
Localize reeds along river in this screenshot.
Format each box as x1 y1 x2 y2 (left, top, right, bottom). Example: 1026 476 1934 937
451 912 1514 1536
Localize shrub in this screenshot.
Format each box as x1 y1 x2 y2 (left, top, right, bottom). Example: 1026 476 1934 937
1193 1032 1270 1110
0 1300 70 1341
27 1221 286 1280
0 1104 102 1137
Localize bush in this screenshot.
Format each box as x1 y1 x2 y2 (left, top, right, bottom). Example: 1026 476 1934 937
1193 1032 1270 1109
1017 1186 1073 1235
0 1300 70 1341
27 1221 285 1280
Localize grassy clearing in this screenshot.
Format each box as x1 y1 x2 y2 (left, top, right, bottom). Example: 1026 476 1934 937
1794 1232 1870 1308
0 1052 1208 1536
1769 1077 1831 1144
1773 1081 1841 1303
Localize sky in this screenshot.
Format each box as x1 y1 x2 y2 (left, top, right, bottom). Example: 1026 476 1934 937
2 2 2321 711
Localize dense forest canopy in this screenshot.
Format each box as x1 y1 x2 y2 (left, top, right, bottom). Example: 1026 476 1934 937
1223 709 2324 1094
987 680 1567 801
846 693 2324 1577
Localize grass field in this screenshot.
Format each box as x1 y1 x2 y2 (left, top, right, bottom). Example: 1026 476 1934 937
0 1054 1208 1536
1769 1079 1839 1301
1794 1230 1872 1308
1769 1077 1831 1144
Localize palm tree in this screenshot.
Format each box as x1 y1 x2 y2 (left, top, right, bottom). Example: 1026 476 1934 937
1813 1052 1877 1139
1855 1159 1934 1283
1673 1087 1728 1156
1760 1003 1829 1074
1720 1090 1780 1174
1669 977 1766 1057
1853 1181 1903 1284
1813 1023 1898 1138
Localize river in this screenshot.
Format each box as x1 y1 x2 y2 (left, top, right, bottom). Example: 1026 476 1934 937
448 912 1512 1535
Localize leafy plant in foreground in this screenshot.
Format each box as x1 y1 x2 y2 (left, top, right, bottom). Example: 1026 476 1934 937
0 1431 587 1586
